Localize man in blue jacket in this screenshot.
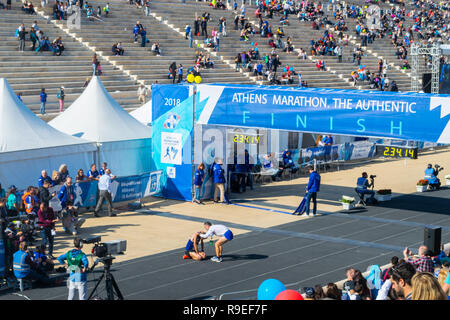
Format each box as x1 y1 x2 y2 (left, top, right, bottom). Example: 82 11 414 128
302 166 320 217
38 170 54 188
213 159 226 203
58 177 75 210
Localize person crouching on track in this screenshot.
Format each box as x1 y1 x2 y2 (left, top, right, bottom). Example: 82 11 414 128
199 221 233 263
183 232 206 260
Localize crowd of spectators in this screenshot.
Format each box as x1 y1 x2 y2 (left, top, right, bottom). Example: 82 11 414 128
0 162 113 287
300 244 450 300
15 22 65 55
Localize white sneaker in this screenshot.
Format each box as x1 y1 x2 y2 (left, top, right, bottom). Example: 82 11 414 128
211 256 221 262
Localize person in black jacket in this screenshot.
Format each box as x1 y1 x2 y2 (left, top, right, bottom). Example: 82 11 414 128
169 61 177 84
18 26 28 52
39 181 56 207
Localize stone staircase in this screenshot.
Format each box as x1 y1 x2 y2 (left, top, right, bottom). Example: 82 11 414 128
42 0 256 88
148 0 355 89
0 3 140 119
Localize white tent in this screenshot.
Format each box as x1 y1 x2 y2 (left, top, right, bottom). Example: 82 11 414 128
49 76 152 177
0 78 96 189
130 100 152 126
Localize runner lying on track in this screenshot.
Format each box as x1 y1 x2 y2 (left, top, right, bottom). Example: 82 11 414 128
183 231 206 261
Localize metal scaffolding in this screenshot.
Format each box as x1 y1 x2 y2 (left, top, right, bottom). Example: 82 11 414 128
410 43 442 93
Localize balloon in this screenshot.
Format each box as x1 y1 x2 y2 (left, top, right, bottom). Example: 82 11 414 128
289 67 293 71
257 279 286 300
197 43 201 48
283 67 287 72
194 75 202 84
275 289 304 300
187 74 195 83
251 42 254 46
255 42 258 46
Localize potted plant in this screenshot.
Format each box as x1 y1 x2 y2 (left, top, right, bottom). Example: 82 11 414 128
376 189 392 201
416 179 428 192
446 175 450 186
340 196 355 210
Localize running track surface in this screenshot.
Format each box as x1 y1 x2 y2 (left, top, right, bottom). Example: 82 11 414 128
2 185 449 300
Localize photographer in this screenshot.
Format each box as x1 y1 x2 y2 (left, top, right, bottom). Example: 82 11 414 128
355 172 375 202
61 201 85 236
57 237 89 300
424 164 441 190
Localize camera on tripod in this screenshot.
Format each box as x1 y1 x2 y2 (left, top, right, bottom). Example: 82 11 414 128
82 236 127 258
369 175 376 179
434 164 444 172
82 236 126 300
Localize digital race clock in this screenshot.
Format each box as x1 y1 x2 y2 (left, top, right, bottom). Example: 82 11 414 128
376 145 418 159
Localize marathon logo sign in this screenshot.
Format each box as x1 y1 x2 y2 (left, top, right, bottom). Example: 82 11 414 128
194 85 450 144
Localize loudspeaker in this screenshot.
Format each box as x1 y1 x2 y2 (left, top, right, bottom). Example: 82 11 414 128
424 227 441 256
422 73 432 93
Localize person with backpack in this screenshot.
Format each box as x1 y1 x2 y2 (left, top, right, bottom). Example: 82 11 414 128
57 237 89 300
57 86 65 112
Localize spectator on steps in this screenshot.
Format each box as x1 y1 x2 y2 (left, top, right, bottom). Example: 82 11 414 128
30 27 38 51
18 25 27 52
57 86 65 112
40 88 47 115
140 27 147 47
151 42 161 56
137 84 148 104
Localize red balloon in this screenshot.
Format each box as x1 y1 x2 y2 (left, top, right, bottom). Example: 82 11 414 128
255 42 258 46
275 290 304 300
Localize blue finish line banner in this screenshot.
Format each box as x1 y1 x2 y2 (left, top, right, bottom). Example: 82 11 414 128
195 84 450 143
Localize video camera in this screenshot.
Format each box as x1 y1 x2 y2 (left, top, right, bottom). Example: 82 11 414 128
82 236 127 258
434 164 444 172
370 175 376 179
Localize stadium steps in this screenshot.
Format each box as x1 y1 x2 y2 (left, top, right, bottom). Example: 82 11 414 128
147 0 354 89
0 4 140 115
39 0 256 88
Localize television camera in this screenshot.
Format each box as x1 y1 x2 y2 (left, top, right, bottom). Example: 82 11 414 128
81 236 126 300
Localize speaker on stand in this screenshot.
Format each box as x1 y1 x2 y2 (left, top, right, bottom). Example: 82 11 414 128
424 227 441 256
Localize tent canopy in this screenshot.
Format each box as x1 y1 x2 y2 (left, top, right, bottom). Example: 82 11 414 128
130 100 152 126
49 76 151 142
0 78 96 189
0 78 96 154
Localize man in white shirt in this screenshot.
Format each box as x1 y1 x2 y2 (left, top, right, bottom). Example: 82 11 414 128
94 169 116 217
199 221 233 263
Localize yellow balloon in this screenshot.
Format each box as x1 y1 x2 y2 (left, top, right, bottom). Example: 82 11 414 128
187 74 195 83
194 75 202 84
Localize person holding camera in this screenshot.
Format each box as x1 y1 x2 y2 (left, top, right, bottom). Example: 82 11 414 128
57 237 89 300
356 172 375 202
61 201 85 236
424 164 441 190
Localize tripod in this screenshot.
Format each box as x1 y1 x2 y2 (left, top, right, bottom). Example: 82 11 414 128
88 256 124 300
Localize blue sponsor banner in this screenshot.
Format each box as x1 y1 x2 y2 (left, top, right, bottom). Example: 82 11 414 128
151 84 193 201
196 84 450 143
48 171 162 211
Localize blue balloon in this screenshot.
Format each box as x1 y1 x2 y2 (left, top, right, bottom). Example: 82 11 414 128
289 67 293 71
251 42 255 46
257 279 286 300
283 67 287 72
